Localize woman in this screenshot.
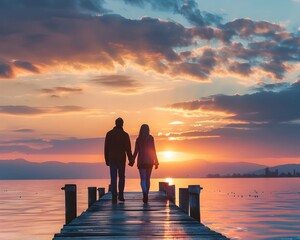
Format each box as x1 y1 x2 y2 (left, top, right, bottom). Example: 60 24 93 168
132 124 159 203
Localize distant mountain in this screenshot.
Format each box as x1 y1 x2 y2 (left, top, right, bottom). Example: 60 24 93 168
151 160 267 178
0 158 267 179
0 159 109 179
251 164 300 175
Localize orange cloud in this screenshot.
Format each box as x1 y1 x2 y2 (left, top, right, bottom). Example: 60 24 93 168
1 1 299 82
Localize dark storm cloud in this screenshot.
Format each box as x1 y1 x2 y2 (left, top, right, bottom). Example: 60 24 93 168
0 0 299 81
167 80 300 123
0 105 85 115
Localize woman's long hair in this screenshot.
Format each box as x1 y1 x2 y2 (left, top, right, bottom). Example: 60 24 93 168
138 124 150 140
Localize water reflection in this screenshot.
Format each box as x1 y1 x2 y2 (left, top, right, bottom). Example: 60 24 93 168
0 178 299 240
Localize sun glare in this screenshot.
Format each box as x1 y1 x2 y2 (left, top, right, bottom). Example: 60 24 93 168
165 178 173 185
158 150 200 163
164 151 175 159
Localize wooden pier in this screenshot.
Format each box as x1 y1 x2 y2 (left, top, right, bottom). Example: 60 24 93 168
53 184 229 239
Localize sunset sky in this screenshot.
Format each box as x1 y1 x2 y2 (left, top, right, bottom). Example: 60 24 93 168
1 0 300 166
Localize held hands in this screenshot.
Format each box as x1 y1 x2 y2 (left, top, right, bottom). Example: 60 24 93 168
128 161 134 167
128 156 135 167
154 164 158 170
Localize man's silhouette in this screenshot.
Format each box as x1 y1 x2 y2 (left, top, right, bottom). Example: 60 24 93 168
104 117 133 203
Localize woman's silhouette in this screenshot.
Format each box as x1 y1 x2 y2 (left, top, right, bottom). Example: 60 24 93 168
132 124 159 203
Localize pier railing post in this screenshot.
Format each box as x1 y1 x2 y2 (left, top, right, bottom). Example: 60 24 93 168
179 188 189 214
88 187 97 208
159 182 169 193
188 185 202 222
61 184 77 224
166 184 176 203
108 184 111 192
97 187 105 200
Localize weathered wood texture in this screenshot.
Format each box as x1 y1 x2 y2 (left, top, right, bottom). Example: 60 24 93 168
61 184 77 225
88 187 97 208
97 187 105 200
179 188 189 214
53 192 228 240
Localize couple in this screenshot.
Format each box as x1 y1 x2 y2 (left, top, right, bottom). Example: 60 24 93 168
104 117 159 204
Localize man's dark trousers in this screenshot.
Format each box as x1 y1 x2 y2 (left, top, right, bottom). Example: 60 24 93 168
109 161 125 201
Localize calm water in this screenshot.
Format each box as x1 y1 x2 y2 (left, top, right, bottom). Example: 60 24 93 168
0 178 299 240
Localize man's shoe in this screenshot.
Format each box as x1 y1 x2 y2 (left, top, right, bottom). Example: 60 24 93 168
112 194 118 204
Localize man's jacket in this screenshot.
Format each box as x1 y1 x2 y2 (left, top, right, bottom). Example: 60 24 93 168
104 126 132 165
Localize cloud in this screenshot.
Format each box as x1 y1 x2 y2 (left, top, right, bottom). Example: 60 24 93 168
0 137 104 155
40 87 83 97
159 79 300 159
0 0 109 15
165 80 300 123
0 64 14 78
0 105 86 116
92 75 143 93
168 121 184 125
252 82 291 92
228 62 252 76
123 0 222 26
12 129 35 133
221 18 284 39
13 60 40 73
0 0 299 82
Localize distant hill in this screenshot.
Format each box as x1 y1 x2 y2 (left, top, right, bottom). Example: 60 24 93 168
251 164 300 175
0 158 268 179
0 159 109 179
151 160 267 178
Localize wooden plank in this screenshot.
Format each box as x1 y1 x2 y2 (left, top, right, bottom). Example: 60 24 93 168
53 192 228 239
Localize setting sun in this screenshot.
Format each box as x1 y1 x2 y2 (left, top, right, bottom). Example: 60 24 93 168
164 151 175 159
165 178 173 185
157 151 200 163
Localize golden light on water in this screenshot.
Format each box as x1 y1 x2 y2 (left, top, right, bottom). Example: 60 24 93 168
165 178 173 185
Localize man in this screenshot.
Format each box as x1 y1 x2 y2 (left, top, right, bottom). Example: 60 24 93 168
104 117 133 203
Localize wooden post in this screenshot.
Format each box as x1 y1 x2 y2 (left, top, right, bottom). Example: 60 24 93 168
61 184 77 224
108 184 111 192
97 187 105 200
166 184 176 203
159 182 169 193
188 185 202 222
88 187 97 208
179 188 189 214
